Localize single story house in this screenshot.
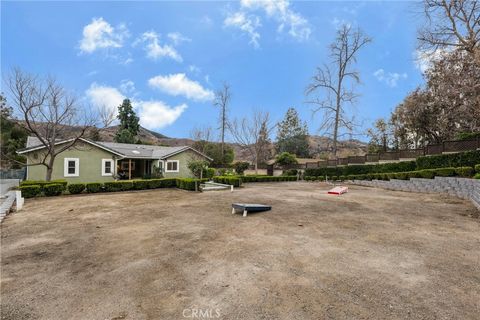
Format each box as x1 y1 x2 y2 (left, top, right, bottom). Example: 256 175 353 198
17 137 212 183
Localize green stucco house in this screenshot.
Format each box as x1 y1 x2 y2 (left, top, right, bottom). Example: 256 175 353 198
18 137 212 183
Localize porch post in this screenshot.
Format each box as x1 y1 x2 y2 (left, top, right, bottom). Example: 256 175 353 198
128 159 132 180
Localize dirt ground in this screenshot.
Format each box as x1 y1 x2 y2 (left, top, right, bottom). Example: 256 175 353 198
1 182 479 320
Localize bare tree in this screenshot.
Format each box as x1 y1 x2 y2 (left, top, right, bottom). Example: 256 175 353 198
98 104 117 128
306 24 371 157
229 110 273 173
213 83 231 164
418 0 480 61
6 68 94 181
190 126 213 154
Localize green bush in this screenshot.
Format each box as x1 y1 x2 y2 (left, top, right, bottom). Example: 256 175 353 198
43 183 64 196
104 181 133 192
475 164 480 173
86 183 102 193
455 166 474 177
433 167 456 177
203 168 215 179
21 179 68 191
213 176 242 187
305 161 416 177
68 183 85 194
416 150 480 170
283 169 298 176
233 162 250 175
176 178 208 191
20 185 41 198
474 173 480 179
147 178 177 189
132 180 150 190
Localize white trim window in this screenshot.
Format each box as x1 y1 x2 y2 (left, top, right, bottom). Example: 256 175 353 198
102 159 114 176
165 160 179 172
64 158 79 177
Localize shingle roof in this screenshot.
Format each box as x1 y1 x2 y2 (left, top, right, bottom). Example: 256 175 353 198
20 137 212 161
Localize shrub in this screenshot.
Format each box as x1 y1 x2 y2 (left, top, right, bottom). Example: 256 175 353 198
283 169 298 176
176 178 208 191
21 179 68 191
455 166 474 177
475 164 480 173
147 178 177 189
68 183 85 194
433 167 456 177
203 168 216 179
233 162 250 175
20 185 41 198
416 150 480 170
86 183 102 193
213 176 242 187
275 152 298 166
43 183 64 196
104 181 133 192
474 173 480 179
304 161 416 177
132 180 150 190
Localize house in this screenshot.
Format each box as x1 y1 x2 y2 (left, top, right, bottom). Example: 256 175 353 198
17 137 212 182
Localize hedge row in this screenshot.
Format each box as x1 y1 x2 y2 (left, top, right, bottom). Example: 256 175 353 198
176 178 209 191
305 161 416 177
305 150 480 177
20 178 179 198
305 166 476 182
239 175 297 183
213 176 242 187
416 150 480 170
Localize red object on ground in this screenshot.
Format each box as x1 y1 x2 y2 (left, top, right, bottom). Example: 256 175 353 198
328 186 348 195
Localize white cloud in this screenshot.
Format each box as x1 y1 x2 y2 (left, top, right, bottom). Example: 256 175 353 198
167 32 191 45
240 0 311 41
79 18 129 54
86 83 187 130
373 69 407 88
86 83 125 112
134 31 183 62
188 65 201 75
119 80 136 94
224 12 261 48
137 101 188 130
148 73 214 102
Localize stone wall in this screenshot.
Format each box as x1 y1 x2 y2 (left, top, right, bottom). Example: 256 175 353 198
351 177 480 210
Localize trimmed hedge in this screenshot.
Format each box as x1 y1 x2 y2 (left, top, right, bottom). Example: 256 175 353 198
475 164 480 173
176 178 208 191
235 175 297 183
19 185 42 198
416 150 480 170
68 183 85 194
213 176 242 187
86 183 102 193
454 166 474 177
305 161 416 177
104 181 133 192
44 184 64 196
20 179 68 191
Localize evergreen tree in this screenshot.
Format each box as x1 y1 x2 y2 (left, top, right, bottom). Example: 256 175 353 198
257 121 271 164
276 108 310 157
115 99 140 143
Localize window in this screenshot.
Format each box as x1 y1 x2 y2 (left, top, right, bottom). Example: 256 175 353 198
64 158 79 177
102 159 114 176
165 160 179 172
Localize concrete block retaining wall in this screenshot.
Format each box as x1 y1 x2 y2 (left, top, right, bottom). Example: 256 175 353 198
351 177 480 210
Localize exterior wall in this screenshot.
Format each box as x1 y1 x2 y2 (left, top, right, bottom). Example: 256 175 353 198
26 141 117 183
162 150 205 178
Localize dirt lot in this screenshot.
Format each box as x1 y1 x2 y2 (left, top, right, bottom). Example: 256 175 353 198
1 182 479 320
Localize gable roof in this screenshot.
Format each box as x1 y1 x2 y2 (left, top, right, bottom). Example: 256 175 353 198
18 137 213 161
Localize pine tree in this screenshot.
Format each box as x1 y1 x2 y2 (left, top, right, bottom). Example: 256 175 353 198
257 121 271 164
276 108 310 157
115 99 140 143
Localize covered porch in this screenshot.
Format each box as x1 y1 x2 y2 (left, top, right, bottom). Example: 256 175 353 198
116 158 159 180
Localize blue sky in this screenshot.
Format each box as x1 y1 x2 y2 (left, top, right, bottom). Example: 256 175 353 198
2 1 427 141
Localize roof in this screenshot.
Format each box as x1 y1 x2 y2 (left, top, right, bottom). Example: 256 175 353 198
18 137 213 161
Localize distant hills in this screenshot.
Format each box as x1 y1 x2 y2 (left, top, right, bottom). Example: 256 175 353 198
18 121 368 161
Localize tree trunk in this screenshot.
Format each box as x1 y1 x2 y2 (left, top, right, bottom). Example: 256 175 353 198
45 155 56 181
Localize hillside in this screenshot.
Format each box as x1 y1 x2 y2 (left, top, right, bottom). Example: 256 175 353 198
16 122 368 161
